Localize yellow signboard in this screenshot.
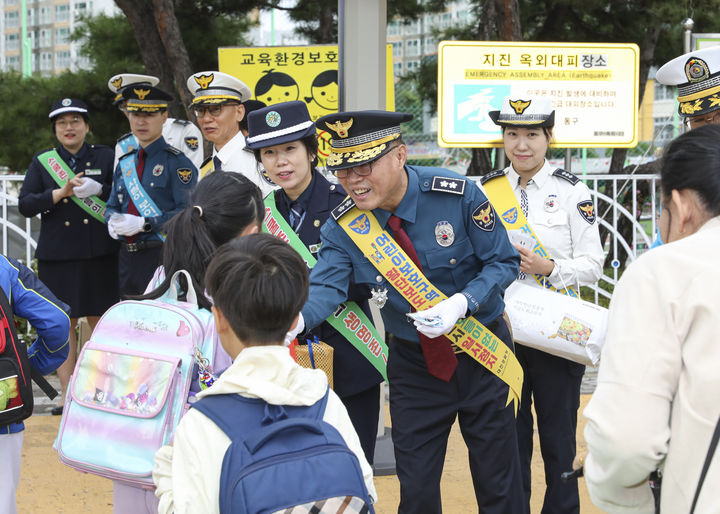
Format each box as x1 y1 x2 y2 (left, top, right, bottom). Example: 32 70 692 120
438 41 640 148
219 45 395 164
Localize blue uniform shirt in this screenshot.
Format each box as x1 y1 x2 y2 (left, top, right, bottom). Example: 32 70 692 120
105 136 197 241
302 165 520 344
0 255 70 434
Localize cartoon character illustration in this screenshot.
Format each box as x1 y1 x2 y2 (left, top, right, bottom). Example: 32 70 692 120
254 69 300 105
549 316 592 346
304 70 338 111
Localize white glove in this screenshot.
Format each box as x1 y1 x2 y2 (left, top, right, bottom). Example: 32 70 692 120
107 219 119 240
284 312 305 346
412 293 468 338
73 177 103 199
112 213 145 236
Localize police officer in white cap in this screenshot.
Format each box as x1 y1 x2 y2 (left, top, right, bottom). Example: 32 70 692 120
656 46 720 130
108 73 203 169
187 70 277 197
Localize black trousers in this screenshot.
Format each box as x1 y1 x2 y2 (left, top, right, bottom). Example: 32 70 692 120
118 246 163 298
341 383 381 465
388 317 526 514
516 345 584 514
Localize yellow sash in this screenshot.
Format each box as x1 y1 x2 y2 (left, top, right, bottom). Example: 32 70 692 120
336 206 522 414
200 158 214 179
483 173 579 297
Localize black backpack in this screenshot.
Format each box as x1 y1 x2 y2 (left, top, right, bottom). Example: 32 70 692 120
0 285 57 425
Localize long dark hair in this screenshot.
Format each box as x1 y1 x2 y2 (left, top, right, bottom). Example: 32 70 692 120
137 171 264 309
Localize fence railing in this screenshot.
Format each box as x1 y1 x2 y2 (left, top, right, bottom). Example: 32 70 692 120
1 172 660 305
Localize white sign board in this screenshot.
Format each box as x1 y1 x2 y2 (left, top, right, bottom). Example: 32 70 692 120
438 41 640 148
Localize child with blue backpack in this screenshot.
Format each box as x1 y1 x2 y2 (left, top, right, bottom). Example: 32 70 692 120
0 255 70 514
152 233 376 513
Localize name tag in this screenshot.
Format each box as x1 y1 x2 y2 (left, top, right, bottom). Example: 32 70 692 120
84 169 102 176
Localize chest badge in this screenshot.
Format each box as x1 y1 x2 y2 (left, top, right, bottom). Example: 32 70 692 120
177 168 193 184
544 195 559 213
152 164 164 177
434 221 455 247
370 286 388 309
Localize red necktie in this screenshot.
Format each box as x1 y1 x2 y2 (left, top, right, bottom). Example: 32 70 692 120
387 215 458 381
126 148 146 243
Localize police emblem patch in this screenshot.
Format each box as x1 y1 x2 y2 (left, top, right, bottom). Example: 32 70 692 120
194 74 214 89
325 118 353 138
502 207 518 224
348 214 370 235
577 200 596 224
261 170 276 185
184 137 199 151
62 98 72 106
685 57 710 83
265 111 281 127
434 221 455 247
472 201 496 231
544 195 559 212
152 164 164 177
177 168 192 184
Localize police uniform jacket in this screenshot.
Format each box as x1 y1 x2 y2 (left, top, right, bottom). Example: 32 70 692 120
483 160 604 290
212 130 277 198
105 136 197 242
274 171 382 397
302 165 520 344
19 143 118 260
113 118 203 170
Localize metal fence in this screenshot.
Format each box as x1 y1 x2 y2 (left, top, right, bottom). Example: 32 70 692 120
0 172 660 305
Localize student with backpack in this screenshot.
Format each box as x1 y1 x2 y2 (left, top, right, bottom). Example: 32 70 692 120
112 171 265 513
152 234 377 513
0 255 70 514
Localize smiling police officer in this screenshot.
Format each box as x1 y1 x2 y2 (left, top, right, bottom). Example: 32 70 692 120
105 86 197 297
290 110 526 514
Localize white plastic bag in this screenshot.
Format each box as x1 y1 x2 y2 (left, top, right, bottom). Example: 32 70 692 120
504 281 606 366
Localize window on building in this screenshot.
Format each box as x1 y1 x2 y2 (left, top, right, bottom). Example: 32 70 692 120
405 39 420 57
39 6 51 24
394 62 403 77
5 10 20 29
392 41 402 57
405 20 420 35
55 27 70 45
424 37 436 54
5 33 20 51
55 4 70 22
55 50 71 69
40 52 53 71
654 83 675 101
39 29 51 48
387 21 400 36
406 60 420 72
7 56 20 72
75 2 88 9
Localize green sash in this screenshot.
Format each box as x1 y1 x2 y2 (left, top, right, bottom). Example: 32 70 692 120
37 150 106 224
263 193 388 381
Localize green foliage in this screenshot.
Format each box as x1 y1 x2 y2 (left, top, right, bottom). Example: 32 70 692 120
394 81 424 133
0 71 125 172
71 13 142 80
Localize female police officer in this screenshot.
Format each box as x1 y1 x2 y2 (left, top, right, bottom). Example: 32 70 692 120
19 98 118 414
482 97 603 514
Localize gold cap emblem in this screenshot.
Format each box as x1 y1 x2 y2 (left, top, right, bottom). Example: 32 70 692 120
325 118 354 138
111 78 123 90
509 99 531 115
194 73 215 90
134 88 150 100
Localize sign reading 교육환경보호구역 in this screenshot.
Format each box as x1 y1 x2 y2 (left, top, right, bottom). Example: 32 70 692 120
438 41 640 149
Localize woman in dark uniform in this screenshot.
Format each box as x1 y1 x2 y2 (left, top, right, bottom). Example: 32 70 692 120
18 98 118 414
246 100 383 463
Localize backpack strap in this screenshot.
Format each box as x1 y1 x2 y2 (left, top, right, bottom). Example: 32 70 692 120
0 285 57 400
689 413 720 514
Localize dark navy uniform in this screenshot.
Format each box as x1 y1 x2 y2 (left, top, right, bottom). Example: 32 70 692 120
303 165 525 514
274 171 383 463
19 143 119 316
105 136 197 296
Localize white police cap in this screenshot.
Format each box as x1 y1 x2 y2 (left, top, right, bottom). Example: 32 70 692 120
656 46 720 117
186 71 251 106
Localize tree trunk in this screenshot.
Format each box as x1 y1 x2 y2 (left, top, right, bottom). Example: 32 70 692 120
151 0 196 121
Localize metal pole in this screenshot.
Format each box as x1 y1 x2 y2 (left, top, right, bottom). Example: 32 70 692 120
682 18 694 54
338 0 345 111
564 148 572 171
21 0 31 77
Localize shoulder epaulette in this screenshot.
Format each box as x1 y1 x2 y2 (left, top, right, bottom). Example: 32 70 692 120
480 169 505 185
165 145 182 155
331 196 356 221
172 118 190 126
430 176 466 195
116 132 133 143
118 148 137 161
552 168 580 185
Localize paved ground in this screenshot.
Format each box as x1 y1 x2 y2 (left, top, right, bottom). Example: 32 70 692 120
19 371 604 514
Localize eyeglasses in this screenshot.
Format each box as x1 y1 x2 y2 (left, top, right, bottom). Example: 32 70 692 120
55 116 84 129
684 110 720 130
333 146 401 179
193 103 237 118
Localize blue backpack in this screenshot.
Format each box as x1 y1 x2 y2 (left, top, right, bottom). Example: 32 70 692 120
192 388 374 514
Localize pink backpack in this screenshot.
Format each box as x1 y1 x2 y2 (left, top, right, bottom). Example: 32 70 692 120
55 270 229 488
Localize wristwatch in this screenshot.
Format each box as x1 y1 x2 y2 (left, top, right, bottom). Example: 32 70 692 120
142 218 152 233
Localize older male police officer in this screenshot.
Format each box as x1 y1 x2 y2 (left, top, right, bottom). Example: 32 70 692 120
292 111 526 513
656 45 720 130
106 85 197 297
